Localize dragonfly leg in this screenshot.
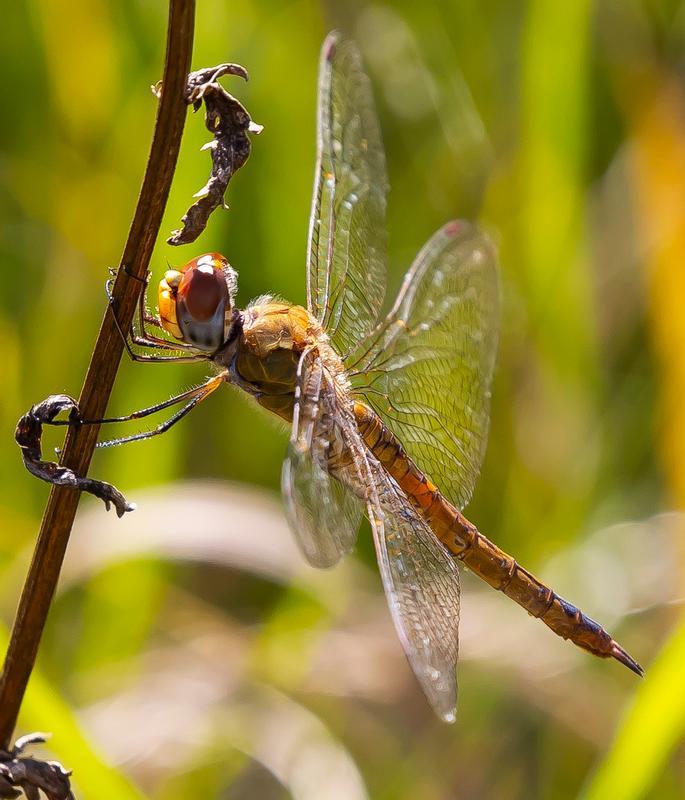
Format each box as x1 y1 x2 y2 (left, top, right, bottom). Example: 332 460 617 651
106 267 206 362
17 375 226 515
128 270 199 350
121 350 208 364
47 378 222 429
94 372 225 449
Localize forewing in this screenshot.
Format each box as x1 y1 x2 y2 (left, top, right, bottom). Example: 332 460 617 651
307 32 388 357
367 460 461 722
349 221 499 510
282 352 363 568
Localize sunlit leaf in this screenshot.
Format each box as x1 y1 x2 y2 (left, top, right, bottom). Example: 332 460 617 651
581 618 685 800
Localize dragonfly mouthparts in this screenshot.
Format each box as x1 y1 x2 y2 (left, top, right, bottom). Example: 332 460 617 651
610 641 645 677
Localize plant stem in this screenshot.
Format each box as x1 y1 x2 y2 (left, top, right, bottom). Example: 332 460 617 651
0 0 196 749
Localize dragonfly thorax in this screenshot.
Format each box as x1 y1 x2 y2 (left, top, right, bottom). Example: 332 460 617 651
211 300 343 423
158 252 238 352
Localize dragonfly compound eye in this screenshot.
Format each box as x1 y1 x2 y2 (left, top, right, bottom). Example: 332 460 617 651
158 253 237 351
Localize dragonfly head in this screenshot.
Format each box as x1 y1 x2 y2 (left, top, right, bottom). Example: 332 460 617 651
158 253 238 352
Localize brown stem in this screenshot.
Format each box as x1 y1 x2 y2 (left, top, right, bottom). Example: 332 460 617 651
0 0 196 748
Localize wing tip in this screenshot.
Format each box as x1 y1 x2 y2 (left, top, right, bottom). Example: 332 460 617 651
323 30 342 62
443 220 466 238
441 219 499 264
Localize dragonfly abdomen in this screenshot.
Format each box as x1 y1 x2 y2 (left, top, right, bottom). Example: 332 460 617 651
353 401 643 676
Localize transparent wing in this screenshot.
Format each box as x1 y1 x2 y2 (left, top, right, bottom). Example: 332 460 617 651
283 347 461 718
366 458 461 722
282 351 363 568
348 221 499 510
307 32 388 358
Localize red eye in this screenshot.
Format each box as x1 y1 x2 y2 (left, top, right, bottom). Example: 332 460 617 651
178 262 227 321
170 253 234 351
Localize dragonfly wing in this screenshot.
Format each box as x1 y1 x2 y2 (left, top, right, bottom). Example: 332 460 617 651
367 459 461 722
307 32 388 358
349 221 499 510
282 351 363 568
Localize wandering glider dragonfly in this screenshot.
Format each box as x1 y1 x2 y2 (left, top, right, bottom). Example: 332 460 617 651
27 32 642 721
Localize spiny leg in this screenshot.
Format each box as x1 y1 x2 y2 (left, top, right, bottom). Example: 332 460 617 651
106 267 207 363
48 379 220 428
19 374 227 515
106 265 162 346
94 373 226 448
128 268 199 350
106 265 169 350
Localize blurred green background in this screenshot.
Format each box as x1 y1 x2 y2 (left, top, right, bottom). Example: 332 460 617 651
1 1 684 798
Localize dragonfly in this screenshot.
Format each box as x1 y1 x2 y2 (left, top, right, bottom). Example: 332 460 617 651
29 32 642 722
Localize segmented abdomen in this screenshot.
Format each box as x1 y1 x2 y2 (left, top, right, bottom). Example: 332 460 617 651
353 402 642 674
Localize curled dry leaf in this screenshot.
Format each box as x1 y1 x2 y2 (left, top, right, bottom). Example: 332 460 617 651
14 395 135 518
155 63 263 245
0 735 73 800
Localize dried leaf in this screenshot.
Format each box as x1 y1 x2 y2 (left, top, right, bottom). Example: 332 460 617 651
157 63 262 245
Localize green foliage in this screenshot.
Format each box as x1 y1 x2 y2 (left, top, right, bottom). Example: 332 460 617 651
582 617 685 800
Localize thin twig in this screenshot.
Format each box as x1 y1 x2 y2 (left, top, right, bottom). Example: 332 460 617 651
0 0 196 749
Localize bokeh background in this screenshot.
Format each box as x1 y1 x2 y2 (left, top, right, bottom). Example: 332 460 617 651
1 1 684 798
